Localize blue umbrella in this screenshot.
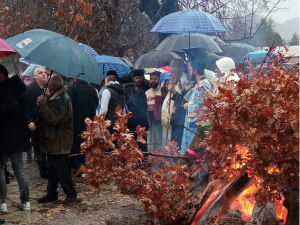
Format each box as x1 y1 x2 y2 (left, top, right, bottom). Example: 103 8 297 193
238 50 278 71
151 9 226 34
6 29 103 84
79 43 100 57
94 55 131 77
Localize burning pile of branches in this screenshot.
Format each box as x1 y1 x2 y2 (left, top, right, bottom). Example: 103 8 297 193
196 57 299 205
81 107 196 225
81 48 298 225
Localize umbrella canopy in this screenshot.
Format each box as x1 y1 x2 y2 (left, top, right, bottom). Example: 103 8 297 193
134 50 182 69
221 42 257 62
95 55 131 77
6 29 103 84
151 9 226 34
0 38 16 57
21 64 41 77
79 43 100 57
183 48 222 70
210 36 225 48
156 33 222 53
238 50 278 71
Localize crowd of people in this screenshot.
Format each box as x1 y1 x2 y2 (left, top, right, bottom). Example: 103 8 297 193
0 51 241 214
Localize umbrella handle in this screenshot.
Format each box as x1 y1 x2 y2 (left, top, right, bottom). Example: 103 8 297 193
43 70 53 96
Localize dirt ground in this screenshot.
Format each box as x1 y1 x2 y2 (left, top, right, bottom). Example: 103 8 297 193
2 154 146 225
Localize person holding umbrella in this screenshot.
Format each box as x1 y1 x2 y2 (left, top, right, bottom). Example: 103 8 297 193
37 74 77 204
180 61 211 155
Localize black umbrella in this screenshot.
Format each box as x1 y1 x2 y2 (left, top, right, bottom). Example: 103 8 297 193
183 48 222 71
221 42 258 62
156 33 222 54
134 50 182 69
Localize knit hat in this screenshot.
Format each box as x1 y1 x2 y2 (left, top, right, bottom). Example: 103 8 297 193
216 57 236 73
133 69 144 77
150 71 161 77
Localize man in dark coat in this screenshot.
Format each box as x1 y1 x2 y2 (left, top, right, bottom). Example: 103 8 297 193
24 66 48 178
100 75 126 133
124 69 149 152
67 78 98 176
37 74 77 204
0 64 30 212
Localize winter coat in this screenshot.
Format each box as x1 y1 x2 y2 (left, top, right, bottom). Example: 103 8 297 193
68 80 98 135
106 83 126 128
68 80 98 154
39 87 74 155
124 84 149 131
24 81 44 125
0 75 29 153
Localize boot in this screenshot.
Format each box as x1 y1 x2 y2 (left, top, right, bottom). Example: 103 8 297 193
62 196 78 205
38 195 58 203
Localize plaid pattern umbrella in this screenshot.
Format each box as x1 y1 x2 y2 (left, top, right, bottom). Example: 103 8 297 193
95 55 131 77
151 9 226 34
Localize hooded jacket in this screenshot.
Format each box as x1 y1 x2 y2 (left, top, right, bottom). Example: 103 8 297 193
106 82 126 128
39 86 73 155
0 75 29 153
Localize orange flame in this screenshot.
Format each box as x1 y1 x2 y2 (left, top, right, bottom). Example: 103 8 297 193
229 182 257 221
275 194 288 224
229 182 288 224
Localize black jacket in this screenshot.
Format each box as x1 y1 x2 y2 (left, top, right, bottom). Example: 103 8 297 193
24 81 44 126
68 80 99 135
0 76 29 153
106 83 126 131
170 91 186 147
124 84 149 131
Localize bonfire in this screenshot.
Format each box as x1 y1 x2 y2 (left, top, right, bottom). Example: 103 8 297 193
81 48 298 225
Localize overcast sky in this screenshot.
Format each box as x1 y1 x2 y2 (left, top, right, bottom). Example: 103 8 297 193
270 0 299 23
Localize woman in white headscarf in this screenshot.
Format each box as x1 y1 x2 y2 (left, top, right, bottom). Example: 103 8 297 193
216 57 240 82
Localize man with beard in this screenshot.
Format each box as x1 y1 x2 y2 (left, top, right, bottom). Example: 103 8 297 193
124 69 149 152
24 67 49 179
145 71 163 152
181 61 211 155
161 59 186 147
